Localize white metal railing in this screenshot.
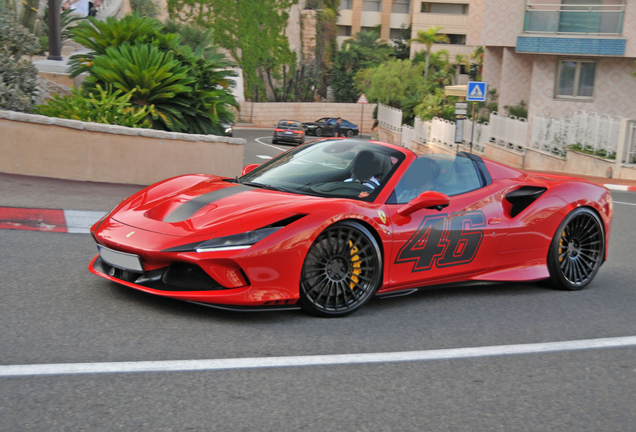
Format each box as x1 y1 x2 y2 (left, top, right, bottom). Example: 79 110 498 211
531 111 622 159
430 117 457 150
625 121 636 165
489 112 527 154
524 2 625 35
377 103 403 132
400 125 414 149
463 120 490 154
414 117 431 144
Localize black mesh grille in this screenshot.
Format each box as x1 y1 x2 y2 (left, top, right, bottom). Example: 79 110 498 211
162 262 226 291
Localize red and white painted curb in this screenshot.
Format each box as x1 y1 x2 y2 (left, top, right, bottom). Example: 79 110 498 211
0 207 105 234
604 184 636 192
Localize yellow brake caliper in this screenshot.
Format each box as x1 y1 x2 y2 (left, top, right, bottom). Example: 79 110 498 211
349 240 361 290
559 230 567 262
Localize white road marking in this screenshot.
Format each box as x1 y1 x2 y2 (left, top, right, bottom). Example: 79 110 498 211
255 136 286 152
2 336 636 377
63 210 107 234
614 201 636 206
256 155 273 160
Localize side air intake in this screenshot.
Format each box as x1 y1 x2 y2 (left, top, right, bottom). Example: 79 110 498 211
505 186 547 218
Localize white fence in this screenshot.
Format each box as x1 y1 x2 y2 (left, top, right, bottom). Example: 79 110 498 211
430 117 458 149
463 120 491 154
625 121 636 165
378 103 403 132
401 125 415 149
489 112 528 154
414 117 430 144
531 111 622 159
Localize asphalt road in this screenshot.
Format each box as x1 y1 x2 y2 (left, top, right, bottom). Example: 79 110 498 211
1 131 636 431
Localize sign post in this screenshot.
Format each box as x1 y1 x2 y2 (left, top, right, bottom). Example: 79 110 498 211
357 93 369 135
466 82 488 153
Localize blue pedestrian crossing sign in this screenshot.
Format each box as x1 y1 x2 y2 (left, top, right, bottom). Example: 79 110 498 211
466 82 487 102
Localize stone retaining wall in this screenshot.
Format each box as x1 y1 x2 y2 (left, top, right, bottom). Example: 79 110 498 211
240 102 377 133
0 110 245 185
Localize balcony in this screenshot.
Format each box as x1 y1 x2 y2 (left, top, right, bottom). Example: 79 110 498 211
524 2 625 35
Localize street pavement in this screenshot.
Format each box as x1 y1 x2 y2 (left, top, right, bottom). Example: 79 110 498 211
1 129 636 431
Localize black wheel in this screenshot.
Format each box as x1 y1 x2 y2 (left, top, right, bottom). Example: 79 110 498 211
346 129 354 137
315 127 323 137
547 207 604 290
272 138 278 144
299 221 382 317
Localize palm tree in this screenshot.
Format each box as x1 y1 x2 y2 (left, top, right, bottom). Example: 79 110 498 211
408 26 450 82
453 54 471 84
470 46 485 80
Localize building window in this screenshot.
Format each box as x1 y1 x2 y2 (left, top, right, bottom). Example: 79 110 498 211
556 60 596 99
337 25 352 37
339 0 353 9
363 0 382 12
445 34 466 45
421 3 469 14
392 0 410 14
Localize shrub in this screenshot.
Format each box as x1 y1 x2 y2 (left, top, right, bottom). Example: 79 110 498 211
0 53 38 111
84 43 195 131
130 0 159 18
35 85 153 128
68 14 237 135
0 11 40 111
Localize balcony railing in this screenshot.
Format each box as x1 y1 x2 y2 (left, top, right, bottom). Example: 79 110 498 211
524 3 625 35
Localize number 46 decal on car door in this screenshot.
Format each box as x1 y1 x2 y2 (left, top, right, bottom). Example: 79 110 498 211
395 211 486 273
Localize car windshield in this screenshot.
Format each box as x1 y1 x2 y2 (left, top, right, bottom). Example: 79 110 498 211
239 139 406 201
278 120 302 128
315 118 330 124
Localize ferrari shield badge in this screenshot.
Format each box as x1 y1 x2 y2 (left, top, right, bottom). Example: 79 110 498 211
377 210 387 224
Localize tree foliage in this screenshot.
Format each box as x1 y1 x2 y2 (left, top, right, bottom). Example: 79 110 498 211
166 0 297 99
408 26 449 82
355 59 427 108
331 30 392 102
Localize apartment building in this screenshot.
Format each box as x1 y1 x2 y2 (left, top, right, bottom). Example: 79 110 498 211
336 0 474 61
467 0 636 121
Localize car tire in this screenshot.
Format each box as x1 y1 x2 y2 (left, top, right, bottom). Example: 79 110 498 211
546 207 604 291
299 221 382 317
315 127 323 137
346 129 354 138
272 139 278 144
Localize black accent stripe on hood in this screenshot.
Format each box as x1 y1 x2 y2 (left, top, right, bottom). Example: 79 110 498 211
163 185 251 223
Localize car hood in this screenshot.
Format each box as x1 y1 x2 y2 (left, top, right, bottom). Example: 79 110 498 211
111 175 321 237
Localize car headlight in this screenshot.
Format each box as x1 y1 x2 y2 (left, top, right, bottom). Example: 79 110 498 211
195 227 282 252
225 127 233 134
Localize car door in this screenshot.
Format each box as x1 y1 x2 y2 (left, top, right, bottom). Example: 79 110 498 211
384 155 509 289
323 119 335 136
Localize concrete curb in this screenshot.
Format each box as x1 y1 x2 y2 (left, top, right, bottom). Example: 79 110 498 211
604 184 636 192
0 207 104 234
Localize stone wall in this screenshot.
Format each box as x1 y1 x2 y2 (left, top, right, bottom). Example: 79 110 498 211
0 111 245 185
241 102 377 133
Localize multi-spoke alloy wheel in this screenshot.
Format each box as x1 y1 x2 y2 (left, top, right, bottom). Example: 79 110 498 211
299 221 382 317
547 207 604 290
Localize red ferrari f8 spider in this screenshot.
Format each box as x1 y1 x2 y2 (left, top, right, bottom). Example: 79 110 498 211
90 139 612 317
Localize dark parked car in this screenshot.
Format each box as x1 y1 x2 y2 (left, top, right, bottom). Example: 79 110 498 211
273 120 305 145
303 117 359 137
220 122 233 137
